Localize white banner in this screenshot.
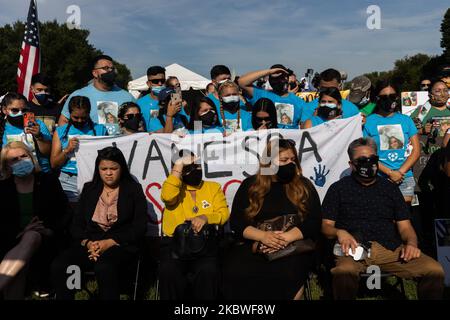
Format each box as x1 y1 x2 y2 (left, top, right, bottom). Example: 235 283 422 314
76 115 362 235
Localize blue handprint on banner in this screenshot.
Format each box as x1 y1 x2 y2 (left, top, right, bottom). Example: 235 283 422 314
309 163 330 187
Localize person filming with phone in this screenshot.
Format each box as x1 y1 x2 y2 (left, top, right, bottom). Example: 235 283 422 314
147 87 188 135
1 93 52 173
321 137 444 300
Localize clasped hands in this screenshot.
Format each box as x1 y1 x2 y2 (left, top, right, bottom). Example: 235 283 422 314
86 239 118 261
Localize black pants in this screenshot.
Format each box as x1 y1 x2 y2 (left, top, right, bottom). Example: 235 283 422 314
51 244 135 300
159 238 219 300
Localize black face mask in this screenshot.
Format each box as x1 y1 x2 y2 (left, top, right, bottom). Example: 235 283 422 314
99 70 116 87
34 93 52 106
377 95 398 113
7 115 24 127
70 119 87 129
317 106 340 119
276 162 297 184
222 102 240 114
352 155 379 182
182 165 203 187
270 79 288 95
199 110 217 127
123 115 142 132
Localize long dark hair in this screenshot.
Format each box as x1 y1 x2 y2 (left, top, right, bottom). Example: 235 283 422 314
187 97 220 130
251 98 278 129
245 139 310 221
62 96 96 140
89 146 133 190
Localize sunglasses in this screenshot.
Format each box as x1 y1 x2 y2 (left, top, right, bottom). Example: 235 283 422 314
149 78 165 84
378 94 398 100
353 155 379 165
125 113 142 120
9 108 28 114
182 163 201 175
256 116 271 122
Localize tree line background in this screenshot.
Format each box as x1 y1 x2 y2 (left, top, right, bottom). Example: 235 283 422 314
0 9 449 99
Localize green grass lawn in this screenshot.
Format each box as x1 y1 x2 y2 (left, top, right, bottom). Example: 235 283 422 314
32 274 449 300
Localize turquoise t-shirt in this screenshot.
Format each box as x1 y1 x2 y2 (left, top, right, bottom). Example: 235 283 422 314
248 87 305 129
301 98 359 123
216 108 253 132
61 83 135 125
138 93 190 132
363 113 418 178
56 122 107 174
309 116 326 127
148 114 189 135
2 119 52 172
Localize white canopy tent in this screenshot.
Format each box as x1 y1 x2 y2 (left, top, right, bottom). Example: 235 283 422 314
127 63 210 98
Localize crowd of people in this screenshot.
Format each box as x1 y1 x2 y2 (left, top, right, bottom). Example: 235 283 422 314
0 54 449 300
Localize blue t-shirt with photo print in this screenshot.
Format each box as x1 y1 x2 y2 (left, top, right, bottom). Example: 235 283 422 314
2 120 52 172
216 108 253 132
248 87 305 129
55 122 107 175
301 98 359 123
61 83 135 124
363 112 418 178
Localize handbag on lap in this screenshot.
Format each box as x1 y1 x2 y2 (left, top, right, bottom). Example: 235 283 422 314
252 214 316 261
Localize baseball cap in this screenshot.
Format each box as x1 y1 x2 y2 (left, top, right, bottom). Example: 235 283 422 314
348 76 371 103
157 87 175 102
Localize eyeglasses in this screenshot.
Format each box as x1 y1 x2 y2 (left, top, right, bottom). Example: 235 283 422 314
353 155 379 165
95 66 115 72
149 78 165 85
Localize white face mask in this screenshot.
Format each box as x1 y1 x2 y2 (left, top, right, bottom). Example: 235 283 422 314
222 95 240 104
319 103 337 109
8 110 23 117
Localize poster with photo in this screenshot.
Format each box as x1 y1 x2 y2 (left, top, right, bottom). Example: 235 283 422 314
97 101 120 135
275 103 294 126
377 124 405 150
430 116 450 137
401 91 429 116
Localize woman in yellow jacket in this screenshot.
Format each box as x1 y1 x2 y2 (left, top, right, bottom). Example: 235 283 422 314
159 151 230 300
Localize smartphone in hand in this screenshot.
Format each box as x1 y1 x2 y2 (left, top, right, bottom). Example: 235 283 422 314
171 87 182 105
23 112 37 128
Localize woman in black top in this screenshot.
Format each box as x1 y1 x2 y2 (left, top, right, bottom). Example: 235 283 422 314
51 146 147 300
0 141 69 299
222 139 322 300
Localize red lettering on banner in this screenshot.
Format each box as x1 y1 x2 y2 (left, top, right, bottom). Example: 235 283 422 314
145 182 164 224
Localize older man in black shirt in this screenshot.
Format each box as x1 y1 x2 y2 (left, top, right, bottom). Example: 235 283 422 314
322 137 444 300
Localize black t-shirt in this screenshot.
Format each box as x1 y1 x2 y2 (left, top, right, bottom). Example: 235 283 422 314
230 175 322 242
28 100 62 133
322 175 410 251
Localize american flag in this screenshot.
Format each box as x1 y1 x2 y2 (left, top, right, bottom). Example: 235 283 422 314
17 0 40 101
